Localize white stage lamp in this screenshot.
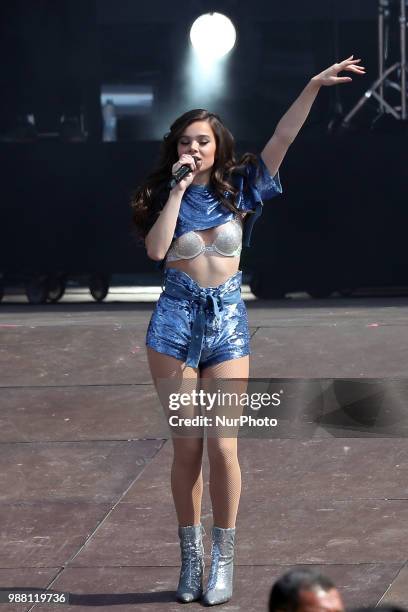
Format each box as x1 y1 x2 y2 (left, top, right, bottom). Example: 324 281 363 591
190 12 236 60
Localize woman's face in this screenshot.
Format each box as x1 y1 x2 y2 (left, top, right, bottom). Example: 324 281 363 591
176 120 217 178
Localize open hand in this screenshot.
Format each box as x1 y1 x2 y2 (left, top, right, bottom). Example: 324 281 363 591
312 55 366 86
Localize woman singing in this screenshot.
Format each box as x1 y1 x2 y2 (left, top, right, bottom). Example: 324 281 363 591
131 56 365 606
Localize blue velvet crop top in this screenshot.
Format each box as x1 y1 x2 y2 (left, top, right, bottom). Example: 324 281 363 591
157 154 282 268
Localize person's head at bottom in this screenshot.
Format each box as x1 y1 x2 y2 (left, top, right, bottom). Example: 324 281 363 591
268 568 344 612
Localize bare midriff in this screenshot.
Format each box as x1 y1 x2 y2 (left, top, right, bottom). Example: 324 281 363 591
165 212 247 288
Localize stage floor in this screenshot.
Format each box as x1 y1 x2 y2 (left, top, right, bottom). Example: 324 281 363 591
1 293 407 610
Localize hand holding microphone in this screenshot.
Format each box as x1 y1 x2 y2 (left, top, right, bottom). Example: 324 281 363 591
169 155 202 191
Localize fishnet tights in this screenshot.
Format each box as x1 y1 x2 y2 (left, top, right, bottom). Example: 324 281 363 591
147 347 249 528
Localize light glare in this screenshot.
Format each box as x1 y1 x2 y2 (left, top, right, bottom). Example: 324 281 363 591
190 12 236 60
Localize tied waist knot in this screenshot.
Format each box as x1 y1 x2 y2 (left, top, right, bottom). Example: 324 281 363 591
162 278 241 368
197 290 224 318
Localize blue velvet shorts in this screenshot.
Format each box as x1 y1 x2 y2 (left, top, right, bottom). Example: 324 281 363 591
145 268 250 368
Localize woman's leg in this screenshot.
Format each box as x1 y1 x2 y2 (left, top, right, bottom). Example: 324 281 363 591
200 355 249 528
147 346 204 526
147 346 206 602
200 355 249 605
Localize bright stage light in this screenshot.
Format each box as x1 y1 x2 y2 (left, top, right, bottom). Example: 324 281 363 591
190 12 236 60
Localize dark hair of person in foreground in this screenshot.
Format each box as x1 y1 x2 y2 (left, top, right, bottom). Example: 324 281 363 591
268 568 339 611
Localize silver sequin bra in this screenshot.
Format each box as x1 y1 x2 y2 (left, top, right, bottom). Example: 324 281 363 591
166 217 243 262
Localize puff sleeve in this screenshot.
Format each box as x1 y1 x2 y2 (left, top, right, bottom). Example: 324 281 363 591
235 155 282 246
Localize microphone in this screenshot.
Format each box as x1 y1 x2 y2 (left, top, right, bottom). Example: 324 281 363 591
168 156 200 189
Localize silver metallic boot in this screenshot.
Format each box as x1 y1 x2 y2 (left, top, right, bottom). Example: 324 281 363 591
176 524 205 603
202 526 236 606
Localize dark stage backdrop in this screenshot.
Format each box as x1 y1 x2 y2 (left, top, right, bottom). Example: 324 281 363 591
0 0 407 293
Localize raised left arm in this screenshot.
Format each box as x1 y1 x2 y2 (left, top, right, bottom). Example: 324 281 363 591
261 56 366 177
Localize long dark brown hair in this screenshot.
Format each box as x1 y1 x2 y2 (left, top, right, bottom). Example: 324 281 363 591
130 109 260 241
